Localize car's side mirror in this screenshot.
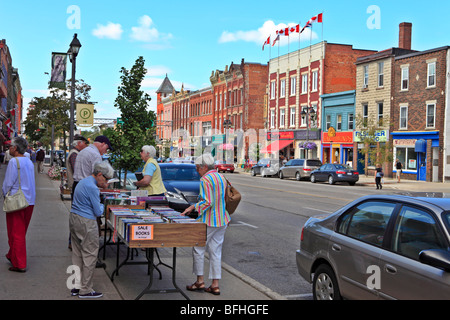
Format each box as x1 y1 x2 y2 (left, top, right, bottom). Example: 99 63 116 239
419 249 450 272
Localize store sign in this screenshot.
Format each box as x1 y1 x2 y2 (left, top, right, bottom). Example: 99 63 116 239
322 131 354 143
354 130 388 142
267 131 294 140
130 225 154 241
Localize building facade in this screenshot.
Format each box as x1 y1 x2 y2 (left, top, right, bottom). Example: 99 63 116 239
267 41 376 162
391 46 449 182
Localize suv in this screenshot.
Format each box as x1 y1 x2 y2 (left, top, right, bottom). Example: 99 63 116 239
279 159 322 181
251 158 281 177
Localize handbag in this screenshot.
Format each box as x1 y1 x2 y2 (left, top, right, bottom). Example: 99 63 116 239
3 157 29 213
225 178 241 215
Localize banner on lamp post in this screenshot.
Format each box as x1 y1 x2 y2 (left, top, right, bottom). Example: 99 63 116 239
50 52 67 89
76 104 94 127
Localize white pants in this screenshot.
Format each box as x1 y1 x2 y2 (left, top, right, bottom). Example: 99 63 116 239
193 225 227 280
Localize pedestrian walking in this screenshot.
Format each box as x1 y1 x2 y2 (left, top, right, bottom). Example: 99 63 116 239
2 137 36 272
396 159 403 183
133 145 166 196
183 153 230 296
69 161 114 298
35 147 45 173
375 163 384 190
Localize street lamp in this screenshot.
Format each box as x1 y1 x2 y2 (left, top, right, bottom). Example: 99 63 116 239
67 33 81 149
301 106 316 159
223 119 233 162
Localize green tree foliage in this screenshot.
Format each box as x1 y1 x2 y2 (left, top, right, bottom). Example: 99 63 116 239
107 56 155 185
24 79 91 150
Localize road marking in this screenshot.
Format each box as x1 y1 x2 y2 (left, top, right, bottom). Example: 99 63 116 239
233 182 346 201
231 221 259 229
303 207 333 214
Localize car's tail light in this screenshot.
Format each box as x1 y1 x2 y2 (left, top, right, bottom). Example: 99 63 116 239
300 227 304 241
303 168 311 171
336 171 346 174
267 163 271 167
353 172 359 175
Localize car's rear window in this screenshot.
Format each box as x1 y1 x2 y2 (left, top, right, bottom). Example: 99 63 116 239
306 160 322 166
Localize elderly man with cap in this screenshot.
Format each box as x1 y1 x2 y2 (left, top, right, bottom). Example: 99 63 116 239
68 134 89 200
72 135 113 192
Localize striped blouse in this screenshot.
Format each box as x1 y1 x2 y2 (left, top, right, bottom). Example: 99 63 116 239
194 170 231 227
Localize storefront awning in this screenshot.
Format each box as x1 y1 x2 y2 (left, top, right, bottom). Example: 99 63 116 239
260 140 293 154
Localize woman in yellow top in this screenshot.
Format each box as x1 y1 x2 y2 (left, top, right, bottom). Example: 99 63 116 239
133 145 166 196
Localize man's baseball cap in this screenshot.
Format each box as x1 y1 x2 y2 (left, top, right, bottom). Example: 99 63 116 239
94 135 113 151
74 134 89 144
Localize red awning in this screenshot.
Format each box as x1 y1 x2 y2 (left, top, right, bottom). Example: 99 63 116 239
260 140 293 154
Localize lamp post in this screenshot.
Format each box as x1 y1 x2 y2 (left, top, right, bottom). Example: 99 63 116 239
301 106 316 159
223 119 233 162
67 33 81 149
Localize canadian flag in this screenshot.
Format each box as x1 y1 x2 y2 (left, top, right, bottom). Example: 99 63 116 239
272 34 280 46
262 36 270 51
5 119 12 130
289 24 300 34
301 13 323 33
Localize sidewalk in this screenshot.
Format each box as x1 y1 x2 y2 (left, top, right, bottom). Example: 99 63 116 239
0 163 281 300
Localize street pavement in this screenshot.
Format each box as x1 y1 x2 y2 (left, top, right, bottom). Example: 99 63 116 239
0 162 448 301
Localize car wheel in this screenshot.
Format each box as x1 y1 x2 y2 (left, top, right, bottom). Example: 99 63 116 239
310 174 316 183
296 172 301 181
279 171 284 179
349 182 356 186
313 264 341 300
251 169 256 176
328 175 335 185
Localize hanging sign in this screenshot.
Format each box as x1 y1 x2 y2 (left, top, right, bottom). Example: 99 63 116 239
76 103 94 127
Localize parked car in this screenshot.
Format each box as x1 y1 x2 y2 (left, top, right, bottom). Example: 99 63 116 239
279 159 322 181
310 163 359 185
296 195 450 300
250 158 281 177
214 160 235 173
120 163 201 212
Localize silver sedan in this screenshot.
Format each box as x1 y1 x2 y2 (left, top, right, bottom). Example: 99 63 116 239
296 195 450 300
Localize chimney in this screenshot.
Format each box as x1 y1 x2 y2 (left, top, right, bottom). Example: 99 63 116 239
399 22 412 50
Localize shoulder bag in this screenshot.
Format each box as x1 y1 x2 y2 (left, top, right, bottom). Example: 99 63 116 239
225 178 241 215
3 157 29 213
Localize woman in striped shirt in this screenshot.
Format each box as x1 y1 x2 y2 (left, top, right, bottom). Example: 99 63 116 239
183 153 230 295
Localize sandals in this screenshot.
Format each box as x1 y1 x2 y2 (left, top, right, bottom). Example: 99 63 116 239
186 281 205 291
205 286 220 295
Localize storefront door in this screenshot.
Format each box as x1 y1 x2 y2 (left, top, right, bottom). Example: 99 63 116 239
418 153 426 181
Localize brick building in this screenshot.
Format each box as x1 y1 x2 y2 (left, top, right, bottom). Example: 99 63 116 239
267 41 376 162
210 59 268 162
354 23 416 176
391 46 449 182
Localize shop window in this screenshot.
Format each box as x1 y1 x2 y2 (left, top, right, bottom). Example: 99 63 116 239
396 147 417 171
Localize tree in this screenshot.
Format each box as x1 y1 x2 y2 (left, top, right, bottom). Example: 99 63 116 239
355 114 393 176
24 79 92 151
107 56 155 186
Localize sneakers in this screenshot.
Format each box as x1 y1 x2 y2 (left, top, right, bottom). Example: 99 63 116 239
76 290 103 299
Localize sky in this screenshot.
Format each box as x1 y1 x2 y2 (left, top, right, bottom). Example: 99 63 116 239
1 0 450 125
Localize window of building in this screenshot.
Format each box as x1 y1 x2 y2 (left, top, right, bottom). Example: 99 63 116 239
312 71 318 92
426 103 436 128
401 66 409 90
363 104 368 127
326 114 331 130
400 105 408 129
290 76 296 96
427 62 436 87
301 74 308 94
396 147 417 171
280 79 286 98
378 62 384 87
336 114 342 131
378 102 384 126
363 65 369 88
270 81 276 99
348 113 354 130
270 109 275 128
280 108 285 128
290 107 296 127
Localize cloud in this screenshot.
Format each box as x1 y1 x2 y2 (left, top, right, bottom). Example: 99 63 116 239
92 22 123 40
145 65 172 77
218 20 317 46
130 15 173 47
